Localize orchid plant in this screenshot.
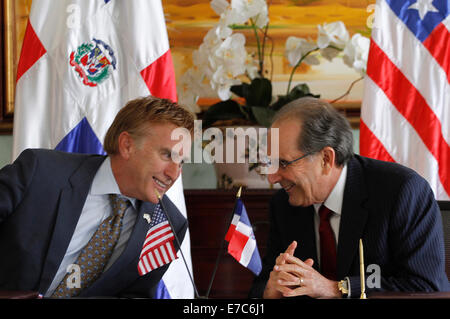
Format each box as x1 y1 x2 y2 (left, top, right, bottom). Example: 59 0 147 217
177 0 370 128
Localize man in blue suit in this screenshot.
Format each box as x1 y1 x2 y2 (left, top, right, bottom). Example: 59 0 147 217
249 97 449 298
0 96 194 298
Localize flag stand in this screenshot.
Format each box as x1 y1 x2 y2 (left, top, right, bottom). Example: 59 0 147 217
205 186 242 299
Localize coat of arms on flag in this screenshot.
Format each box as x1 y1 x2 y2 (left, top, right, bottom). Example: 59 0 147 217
225 196 262 276
69 38 117 87
138 204 178 276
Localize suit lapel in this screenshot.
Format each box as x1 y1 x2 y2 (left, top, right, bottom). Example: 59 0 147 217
336 156 369 279
80 200 156 296
38 155 105 294
287 204 318 270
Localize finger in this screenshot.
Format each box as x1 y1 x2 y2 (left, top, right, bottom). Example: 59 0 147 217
275 263 308 278
277 284 308 297
281 285 309 298
275 252 290 266
284 254 313 270
276 270 300 284
304 258 314 267
285 241 297 255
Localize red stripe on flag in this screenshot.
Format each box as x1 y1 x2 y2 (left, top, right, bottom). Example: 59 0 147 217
359 120 395 162
228 230 248 262
366 40 450 195
140 50 177 102
422 23 450 82
16 20 46 82
225 224 236 242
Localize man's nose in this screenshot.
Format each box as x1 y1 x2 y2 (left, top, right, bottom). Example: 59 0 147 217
267 171 281 185
165 161 181 182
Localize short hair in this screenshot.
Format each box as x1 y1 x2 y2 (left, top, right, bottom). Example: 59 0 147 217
104 96 194 155
272 97 353 166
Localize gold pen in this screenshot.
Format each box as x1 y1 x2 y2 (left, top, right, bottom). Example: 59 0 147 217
359 239 367 299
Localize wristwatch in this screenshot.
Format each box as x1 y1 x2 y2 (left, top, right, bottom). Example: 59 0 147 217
338 278 349 297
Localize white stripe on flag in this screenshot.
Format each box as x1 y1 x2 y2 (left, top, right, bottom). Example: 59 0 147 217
154 249 163 267
235 221 253 237
240 237 257 267
166 242 176 260
141 232 175 256
362 78 448 200
149 253 158 270
160 246 170 264
372 0 450 144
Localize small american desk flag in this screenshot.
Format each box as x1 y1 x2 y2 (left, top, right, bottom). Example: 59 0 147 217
138 204 178 276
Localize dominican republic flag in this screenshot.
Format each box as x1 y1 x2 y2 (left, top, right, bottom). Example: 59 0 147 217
225 199 262 275
12 0 194 298
138 204 178 276
360 0 449 200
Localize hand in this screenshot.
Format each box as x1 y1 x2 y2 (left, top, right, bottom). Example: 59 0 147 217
275 253 341 298
263 241 298 299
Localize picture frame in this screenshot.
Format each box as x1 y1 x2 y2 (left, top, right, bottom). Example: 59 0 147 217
1 0 30 134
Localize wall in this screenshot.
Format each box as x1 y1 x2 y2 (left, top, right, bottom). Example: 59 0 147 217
0 135 12 168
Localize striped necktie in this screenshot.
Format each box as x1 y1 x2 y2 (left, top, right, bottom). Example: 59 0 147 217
51 194 129 298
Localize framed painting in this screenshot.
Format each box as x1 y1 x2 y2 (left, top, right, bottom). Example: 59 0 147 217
1 0 31 134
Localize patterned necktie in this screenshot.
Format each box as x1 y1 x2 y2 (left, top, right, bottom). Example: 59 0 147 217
319 204 337 280
51 194 129 298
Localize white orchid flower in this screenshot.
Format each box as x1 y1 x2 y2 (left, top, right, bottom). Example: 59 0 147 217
211 65 242 100
214 33 248 77
317 21 349 49
252 2 269 28
177 68 203 113
285 36 320 67
343 33 370 75
245 53 259 79
210 0 230 16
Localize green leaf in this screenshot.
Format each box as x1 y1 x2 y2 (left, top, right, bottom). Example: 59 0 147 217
231 78 272 108
247 78 273 107
251 106 277 127
271 83 320 111
202 100 248 128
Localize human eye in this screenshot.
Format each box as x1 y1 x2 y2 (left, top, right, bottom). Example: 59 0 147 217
279 159 289 169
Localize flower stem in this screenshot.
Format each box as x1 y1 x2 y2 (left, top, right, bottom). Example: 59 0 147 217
330 76 364 104
250 18 263 77
286 47 319 94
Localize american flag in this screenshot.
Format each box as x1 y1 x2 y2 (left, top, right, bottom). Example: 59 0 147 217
138 204 178 276
360 0 449 200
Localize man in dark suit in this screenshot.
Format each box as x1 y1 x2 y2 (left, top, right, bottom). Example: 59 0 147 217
0 96 194 298
250 97 449 298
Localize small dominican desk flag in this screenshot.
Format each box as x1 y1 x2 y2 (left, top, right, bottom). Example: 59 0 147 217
225 198 262 276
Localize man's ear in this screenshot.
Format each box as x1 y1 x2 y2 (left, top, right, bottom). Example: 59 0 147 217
321 146 336 174
117 131 134 160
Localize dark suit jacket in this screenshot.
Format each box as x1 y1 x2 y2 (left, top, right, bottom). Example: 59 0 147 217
0 149 188 298
249 155 449 298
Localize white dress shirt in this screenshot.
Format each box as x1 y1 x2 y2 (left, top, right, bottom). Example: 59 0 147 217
313 164 347 266
44 157 138 297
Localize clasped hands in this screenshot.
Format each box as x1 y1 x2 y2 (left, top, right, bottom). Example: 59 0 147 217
263 241 341 299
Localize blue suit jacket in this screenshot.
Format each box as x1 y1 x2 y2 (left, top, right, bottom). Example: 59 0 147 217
0 149 188 298
249 155 449 298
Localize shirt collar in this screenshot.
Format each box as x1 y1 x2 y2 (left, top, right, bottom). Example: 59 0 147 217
90 157 137 208
314 164 347 215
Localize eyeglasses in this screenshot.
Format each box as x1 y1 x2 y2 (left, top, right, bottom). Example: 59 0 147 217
260 152 312 170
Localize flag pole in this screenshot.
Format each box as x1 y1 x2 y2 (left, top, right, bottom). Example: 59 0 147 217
205 186 242 299
155 190 202 299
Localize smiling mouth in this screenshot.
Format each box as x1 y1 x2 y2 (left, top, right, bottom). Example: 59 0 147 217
282 183 295 192
153 177 169 191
